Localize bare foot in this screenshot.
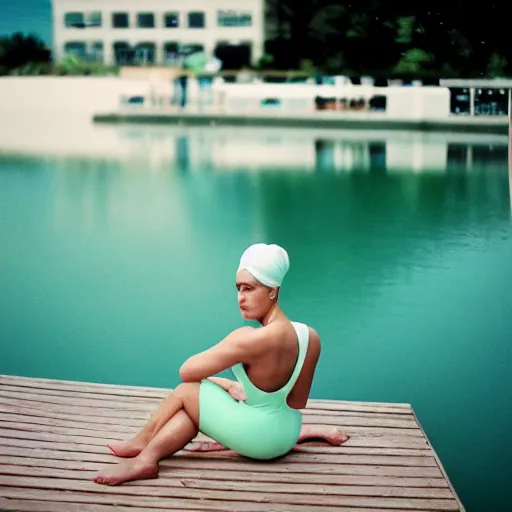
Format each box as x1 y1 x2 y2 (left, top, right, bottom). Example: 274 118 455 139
93 458 158 486
297 426 350 446
185 440 228 452
108 433 151 458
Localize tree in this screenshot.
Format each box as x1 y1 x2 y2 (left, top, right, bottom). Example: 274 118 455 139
0 33 51 75
262 1 512 78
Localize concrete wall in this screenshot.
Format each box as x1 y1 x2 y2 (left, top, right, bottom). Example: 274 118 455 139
51 0 264 64
218 83 451 120
0 77 133 156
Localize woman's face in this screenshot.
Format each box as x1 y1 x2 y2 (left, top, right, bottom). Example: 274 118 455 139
236 269 273 320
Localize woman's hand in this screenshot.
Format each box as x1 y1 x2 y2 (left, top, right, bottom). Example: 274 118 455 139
228 382 246 401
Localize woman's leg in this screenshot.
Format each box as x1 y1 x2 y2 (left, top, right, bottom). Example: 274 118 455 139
95 382 202 486
94 409 197 485
185 425 350 453
294 425 349 446
108 383 196 457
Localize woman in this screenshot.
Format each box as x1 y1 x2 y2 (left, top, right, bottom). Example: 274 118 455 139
94 243 347 486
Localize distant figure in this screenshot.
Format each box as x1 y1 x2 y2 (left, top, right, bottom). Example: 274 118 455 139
93 243 349 486
199 55 222 106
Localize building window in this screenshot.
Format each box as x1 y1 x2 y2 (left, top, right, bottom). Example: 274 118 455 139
183 43 204 54
217 11 252 27
188 12 205 28
64 13 84 27
137 13 155 28
64 41 87 58
163 42 180 64
88 12 102 27
112 12 129 28
113 42 133 64
91 42 104 62
134 43 156 64
164 12 179 28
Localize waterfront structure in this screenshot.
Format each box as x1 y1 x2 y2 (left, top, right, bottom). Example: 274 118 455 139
440 79 512 117
51 0 265 67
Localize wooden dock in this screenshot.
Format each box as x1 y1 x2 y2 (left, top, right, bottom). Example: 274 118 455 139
0 374 465 511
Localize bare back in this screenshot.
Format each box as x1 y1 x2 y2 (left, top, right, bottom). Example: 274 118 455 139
242 321 321 409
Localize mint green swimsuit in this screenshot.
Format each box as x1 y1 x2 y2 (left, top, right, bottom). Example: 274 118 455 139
198 322 310 460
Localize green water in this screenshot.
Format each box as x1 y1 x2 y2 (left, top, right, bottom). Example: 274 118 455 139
0 127 511 511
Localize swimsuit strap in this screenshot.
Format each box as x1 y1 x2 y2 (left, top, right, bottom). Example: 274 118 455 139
279 322 310 397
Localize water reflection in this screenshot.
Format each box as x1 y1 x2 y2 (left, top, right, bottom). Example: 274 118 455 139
112 126 509 174
2 126 507 177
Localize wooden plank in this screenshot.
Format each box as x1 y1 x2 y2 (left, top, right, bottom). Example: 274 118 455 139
0 391 159 411
0 465 455 500
0 384 160 404
0 415 138 434
0 488 251 512
0 456 449 488
0 476 461 510
0 421 432 456
300 408 414 418
0 446 444 477
0 492 438 512
0 375 169 398
0 433 438 466
182 450 440 467
411 408 466 512
0 397 153 419
0 403 149 426
0 391 418 429
0 401 425 435
308 398 412 410
0 407 428 446
0 383 412 415
0 385 413 417
301 415 419 428
0 407 414 442
0 498 207 512
0 414 430 449
0 423 431 456
0 388 419 426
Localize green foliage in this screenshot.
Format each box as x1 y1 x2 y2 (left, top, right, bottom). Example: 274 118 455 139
56 54 118 76
394 49 434 74
264 1 512 78
395 17 416 44
0 32 51 76
255 53 275 70
487 53 508 78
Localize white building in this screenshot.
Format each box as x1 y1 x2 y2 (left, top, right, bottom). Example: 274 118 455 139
51 0 265 68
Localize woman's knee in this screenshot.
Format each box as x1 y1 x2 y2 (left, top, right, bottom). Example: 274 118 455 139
174 382 201 399
174 382 201 425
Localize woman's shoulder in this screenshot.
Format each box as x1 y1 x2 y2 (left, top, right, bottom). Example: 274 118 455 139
235 321 321 347
266 320 321 345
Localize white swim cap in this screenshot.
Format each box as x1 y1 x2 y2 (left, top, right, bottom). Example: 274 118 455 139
238 243 290 287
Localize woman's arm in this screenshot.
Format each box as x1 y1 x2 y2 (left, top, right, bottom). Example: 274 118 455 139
179 326 267 382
